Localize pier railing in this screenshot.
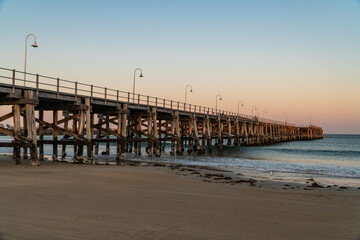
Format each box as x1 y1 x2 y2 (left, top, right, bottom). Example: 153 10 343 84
0 67 299 127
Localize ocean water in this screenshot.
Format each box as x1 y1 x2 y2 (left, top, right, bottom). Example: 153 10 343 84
1 134 359 187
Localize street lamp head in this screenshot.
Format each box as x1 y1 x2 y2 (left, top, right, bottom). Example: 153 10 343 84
220 97 222 101
31 41 38 48
190 89 193 92
139 73 143 77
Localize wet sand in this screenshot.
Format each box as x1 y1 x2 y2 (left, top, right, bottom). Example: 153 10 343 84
0 155 359 240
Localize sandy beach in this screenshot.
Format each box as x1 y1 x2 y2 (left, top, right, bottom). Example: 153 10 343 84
0 155 359 240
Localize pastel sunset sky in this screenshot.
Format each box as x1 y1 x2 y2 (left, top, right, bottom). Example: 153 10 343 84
0 0 359 134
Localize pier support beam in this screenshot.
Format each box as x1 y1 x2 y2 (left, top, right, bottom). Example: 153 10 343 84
217 116 223 150
38 110 44 160
190 114 200 153
95 114 102 155
61 111 69 159
24 90 39 166
152 108 160 157
76 108 84 163
119 104 127 165
13 104 21 165
146 112 153 156
85 98 93 164
22 115 28 159
206 115 212 153
52 110 58 161
73 117 78 157
105 116 110 155
173 111 182 155
116 112 121 163
227 117 232 146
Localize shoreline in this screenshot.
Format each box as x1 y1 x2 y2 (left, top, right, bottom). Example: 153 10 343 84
0 155 360 239
2 152 359 189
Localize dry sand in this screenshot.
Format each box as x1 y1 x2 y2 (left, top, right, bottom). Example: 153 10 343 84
0 155 359 240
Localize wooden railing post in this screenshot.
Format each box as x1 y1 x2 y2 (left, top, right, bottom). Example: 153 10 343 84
155 97 158 106
91 85 93 99
36 74 39 96
127 92 130 103
163 99 165 108
56 78 60 99
116 90 119 107
11 69 15 93
138 94 140 105
171 100 173 109
147 96 149 105
104 87 107 104
75 81 78 102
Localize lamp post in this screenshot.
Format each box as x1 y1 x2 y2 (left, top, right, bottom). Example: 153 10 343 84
283 112 288 123
252 105 257 116
215 94 222 113
185 84 193 104
263 109 268 118
307 116 312 126
24 33 38 85
133 68 143 102
237 101 244 116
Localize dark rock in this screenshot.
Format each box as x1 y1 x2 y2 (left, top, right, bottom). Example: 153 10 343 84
309 182 324 188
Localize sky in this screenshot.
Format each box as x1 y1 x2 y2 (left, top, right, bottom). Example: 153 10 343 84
0 0 359 134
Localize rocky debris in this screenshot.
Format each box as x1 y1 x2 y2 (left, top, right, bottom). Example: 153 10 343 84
152 163 166 167
308 182 324 188
204 173 225 178
234 179 257 187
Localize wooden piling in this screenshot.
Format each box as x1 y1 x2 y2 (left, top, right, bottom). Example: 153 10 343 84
76 109 84 163
61 111 69 159
105 115 110 155
73 117 78 157
152 108 160 157
52 110 58 161
38 110 44 160
13 104 21 165
146 111 153 156
116 112 121 163
95 114 102 155
85 98 93 164
22 115 28 159
137 115 142 156
120 104 127 164
170 112 175 155
24 90 38 166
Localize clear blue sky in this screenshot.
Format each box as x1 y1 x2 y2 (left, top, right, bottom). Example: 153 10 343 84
0 0 360 133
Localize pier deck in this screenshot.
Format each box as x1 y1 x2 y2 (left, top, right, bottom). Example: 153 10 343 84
0 67 323 165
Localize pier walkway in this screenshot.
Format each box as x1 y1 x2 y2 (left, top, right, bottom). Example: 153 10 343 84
0 67 323 165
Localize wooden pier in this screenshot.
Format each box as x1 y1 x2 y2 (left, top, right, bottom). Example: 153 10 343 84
0 67 323 165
